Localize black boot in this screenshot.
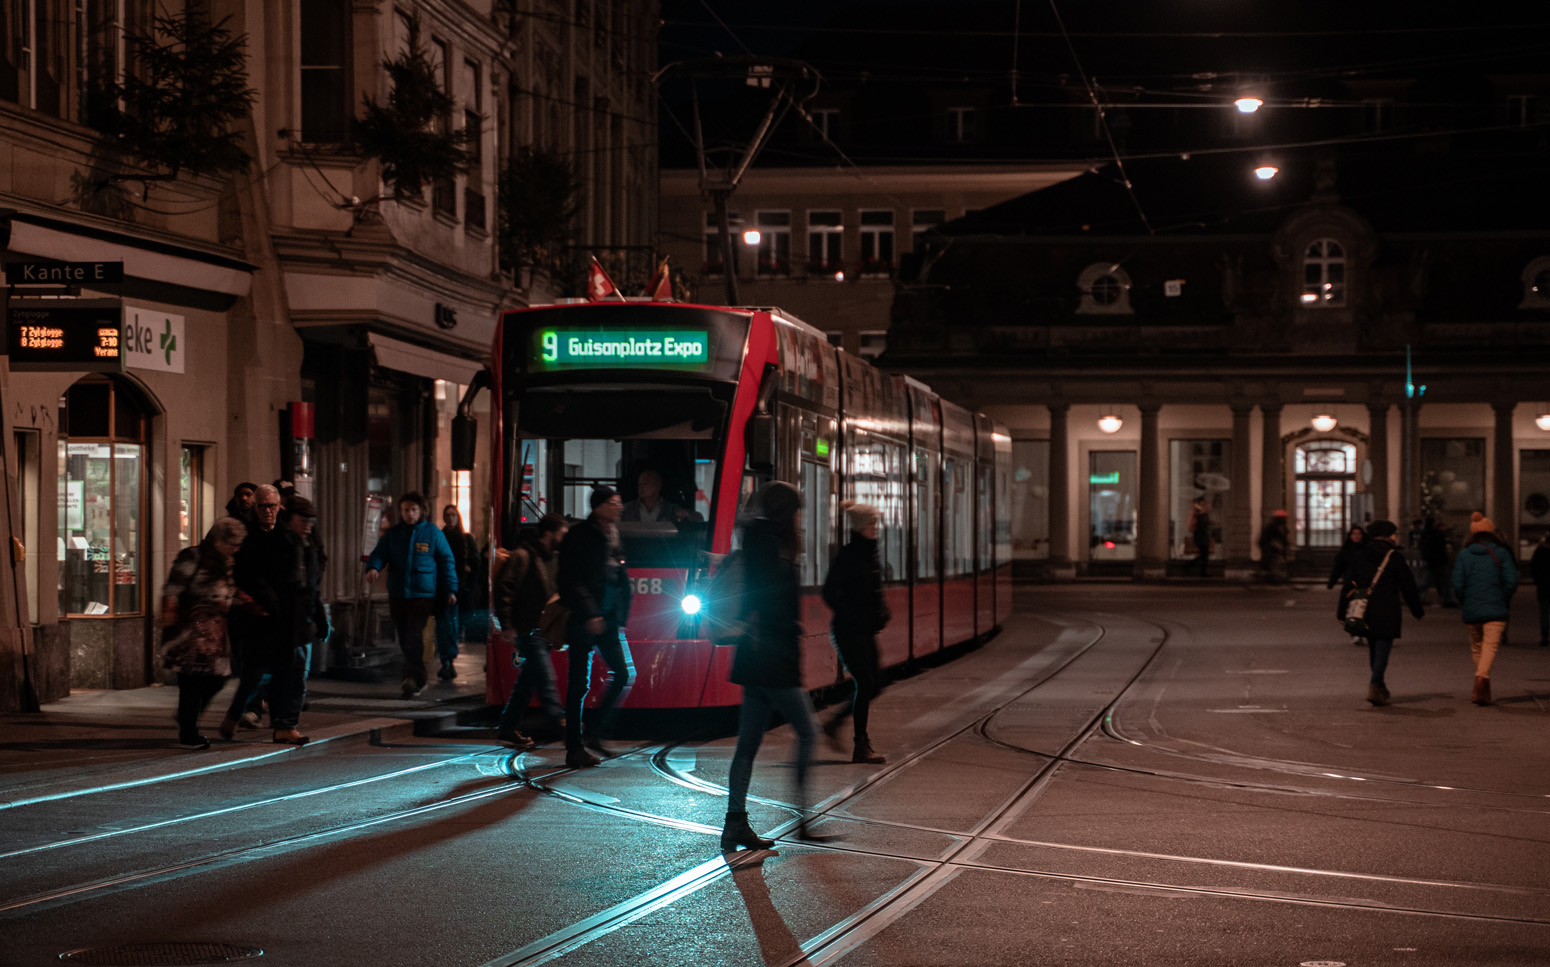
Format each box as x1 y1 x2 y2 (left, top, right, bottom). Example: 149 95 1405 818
852 740 886 764
720 811 774 852
794 818 839 843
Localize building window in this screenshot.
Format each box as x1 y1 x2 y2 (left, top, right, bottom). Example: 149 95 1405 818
1508 94 1540 128
1011 440 1049 560
59 377 147 617
1419 438 1485 549
1518 255 1550 309
1294 441 1356 548
300 0 350 142
430 37 457 216
1169 440 1232 561
1301 238 1346 307
912 209 946 251
703 211 738 276
755 210 791 276
859 210 894 276
809 107 837 140
1089 451 1137 561
808 210 842 275
1076 262 1133 315
179 444 214 548
947 106 976 142
857 331 887 359
1520 450 1550 557
15 430 41 622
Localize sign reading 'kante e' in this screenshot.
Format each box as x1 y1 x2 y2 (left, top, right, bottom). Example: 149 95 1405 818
5 300 124 372
4 260 125 285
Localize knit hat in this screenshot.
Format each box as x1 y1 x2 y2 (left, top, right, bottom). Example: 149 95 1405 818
1469 511 1496 534
590 486 619 510
843 501 879 531
1365 519 1397 540
758 481 802 521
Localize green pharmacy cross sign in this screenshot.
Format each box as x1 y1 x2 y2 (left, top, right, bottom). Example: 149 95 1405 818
536 329 710 370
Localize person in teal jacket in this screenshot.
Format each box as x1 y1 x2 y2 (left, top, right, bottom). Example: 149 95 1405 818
365 492 458 697
1451 512 1518 706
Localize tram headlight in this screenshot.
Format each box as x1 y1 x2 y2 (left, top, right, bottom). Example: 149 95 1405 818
681 594 703 616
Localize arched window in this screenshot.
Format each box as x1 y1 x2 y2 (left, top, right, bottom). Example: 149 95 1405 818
1294 440 1356 548
1301 238 1346 307
59 376 148 617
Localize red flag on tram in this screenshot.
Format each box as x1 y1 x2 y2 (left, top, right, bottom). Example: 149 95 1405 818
644 257 673 301
586 257 620 301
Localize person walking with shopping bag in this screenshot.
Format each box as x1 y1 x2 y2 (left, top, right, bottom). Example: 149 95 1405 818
1340 520 1423 706
1452 512 1518 705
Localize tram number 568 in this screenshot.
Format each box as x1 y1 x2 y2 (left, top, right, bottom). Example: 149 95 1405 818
632 577 664 595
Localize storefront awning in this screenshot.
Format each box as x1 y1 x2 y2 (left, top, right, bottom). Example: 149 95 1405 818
1 211 254 297
367 333 484 385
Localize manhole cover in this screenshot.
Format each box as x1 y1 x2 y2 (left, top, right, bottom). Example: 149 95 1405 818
60 943 263 965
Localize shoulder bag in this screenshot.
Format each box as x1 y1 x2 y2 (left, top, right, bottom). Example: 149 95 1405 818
1343 549 1394 636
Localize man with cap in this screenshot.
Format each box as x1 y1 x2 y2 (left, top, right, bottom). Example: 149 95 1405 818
557 486 635 768
1340 519 1424 706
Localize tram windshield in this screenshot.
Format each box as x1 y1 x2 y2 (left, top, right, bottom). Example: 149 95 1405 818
509 387 727 568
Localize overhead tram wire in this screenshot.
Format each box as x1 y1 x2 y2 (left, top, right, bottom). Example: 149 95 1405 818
1046 0 1152 234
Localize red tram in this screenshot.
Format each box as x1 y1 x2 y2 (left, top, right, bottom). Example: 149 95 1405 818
484 300 1011 709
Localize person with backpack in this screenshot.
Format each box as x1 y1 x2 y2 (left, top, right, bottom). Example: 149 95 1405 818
1451 512 1519 706
820 502 889 764
1340 519 1424 707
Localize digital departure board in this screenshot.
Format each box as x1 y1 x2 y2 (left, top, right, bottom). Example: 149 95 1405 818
5 300 124 372
534 328 712 370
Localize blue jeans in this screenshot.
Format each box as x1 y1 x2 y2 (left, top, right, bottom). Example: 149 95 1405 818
499 634 563 730
727 685 817 814
1368 637 1394 686
435 607 461 664
564 622 634 751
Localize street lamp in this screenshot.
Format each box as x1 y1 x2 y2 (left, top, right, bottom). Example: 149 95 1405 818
1254 164 1279 180
1536 411 1550 432
1234 96 1263 113
1311 413 1338 432
742 229 761 247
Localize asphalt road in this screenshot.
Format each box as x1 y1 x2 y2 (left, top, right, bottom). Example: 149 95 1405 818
3 584 1547 967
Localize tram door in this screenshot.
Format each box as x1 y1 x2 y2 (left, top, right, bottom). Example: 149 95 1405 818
1294 441 1357 548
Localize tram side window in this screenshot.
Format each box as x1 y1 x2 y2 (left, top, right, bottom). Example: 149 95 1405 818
850 437 906 582
915 447 938 580
978 466 994 571
800 456 831 587
944 458 974 578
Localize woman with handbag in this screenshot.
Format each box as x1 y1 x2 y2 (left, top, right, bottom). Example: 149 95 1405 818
1451 512 1519 705
1341 519 1424 706
1328 524 1368 645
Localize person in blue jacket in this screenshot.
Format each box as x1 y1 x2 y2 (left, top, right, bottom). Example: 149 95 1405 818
1452 512 1518 706
365 492 458 697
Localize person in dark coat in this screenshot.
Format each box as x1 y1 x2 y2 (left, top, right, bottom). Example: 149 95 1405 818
1531 533 1550 649
437 505 480 680
1451 512 1518 706
1189 498 1213 576
1341 519 1424 707
1257 511 1290 584
1419 516 1456 607
557 487 634 768
1328 524 1367 643
821 502 890 764
722 481 828 852
161 517 247 749
226 496 325 744
493 514 569 750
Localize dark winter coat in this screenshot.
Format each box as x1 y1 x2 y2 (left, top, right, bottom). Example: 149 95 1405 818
493 539 557 637
1419 524 1450 569
160 540 239 676
444 523 480 599
823 532 890 635
1341 538 1423 640
236 525 324 667
1532 543 1550 602
365 520 457 599
1328 537 1365 590
1452 534 1518 624
558 516 631 626
730 517 802 688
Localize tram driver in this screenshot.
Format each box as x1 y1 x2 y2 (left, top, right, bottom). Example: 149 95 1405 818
621 469 703 524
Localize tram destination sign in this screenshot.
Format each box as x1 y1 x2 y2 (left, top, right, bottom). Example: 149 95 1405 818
534 328 711 370
5 299 124 371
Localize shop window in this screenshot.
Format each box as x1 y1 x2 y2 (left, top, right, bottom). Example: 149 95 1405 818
179 444 214 548
1169 439 1231 559
1089 451 1137 560
1520 450 1550 558
1419 438 1485 547
1077 262 1133 315
300 0 351 142
15 430 41 622
59 377 147 617
1011 440 1049 560
1301 238 1346 306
